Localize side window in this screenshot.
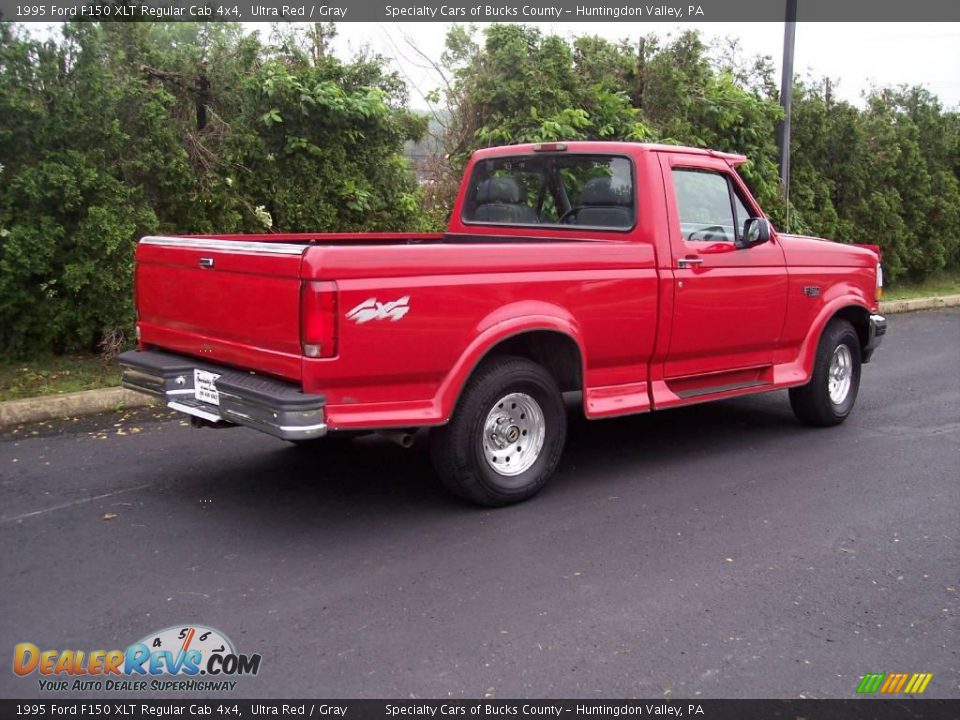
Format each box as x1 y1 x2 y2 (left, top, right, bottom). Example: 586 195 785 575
732 192 752 241
672 169 738 243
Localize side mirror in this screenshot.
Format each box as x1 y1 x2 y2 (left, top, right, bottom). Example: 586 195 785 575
738 217 771 249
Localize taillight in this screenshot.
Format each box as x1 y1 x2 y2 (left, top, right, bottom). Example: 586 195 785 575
876 262 883 301
300 281 338 358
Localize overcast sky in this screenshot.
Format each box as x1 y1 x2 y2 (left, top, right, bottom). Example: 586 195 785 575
24 21 960 109
311 22 960 110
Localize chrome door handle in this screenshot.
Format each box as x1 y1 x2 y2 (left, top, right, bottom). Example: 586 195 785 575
678 257 704 268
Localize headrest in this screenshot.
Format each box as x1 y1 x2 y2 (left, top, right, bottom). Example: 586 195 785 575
476 177 524 205
580 177 631 206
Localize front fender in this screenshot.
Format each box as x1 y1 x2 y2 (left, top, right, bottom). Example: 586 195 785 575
789 296 872 384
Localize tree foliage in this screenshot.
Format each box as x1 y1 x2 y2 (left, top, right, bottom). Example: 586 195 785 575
1 22 958 359
432 25 959 284
0 22 426 356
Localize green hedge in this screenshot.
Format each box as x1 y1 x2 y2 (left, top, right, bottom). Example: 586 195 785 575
2 23 957 359
0 23 426 357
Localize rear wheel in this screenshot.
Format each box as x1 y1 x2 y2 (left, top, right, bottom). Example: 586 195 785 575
430 356 567 507
789 319 862 426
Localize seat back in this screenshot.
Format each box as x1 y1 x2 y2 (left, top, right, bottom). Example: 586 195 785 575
472 177 538 224
575 177 633 228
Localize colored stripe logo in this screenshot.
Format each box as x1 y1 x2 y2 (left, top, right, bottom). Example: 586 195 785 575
857 673 933 694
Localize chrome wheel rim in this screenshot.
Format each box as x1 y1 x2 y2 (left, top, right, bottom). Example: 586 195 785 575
481 392 545 477
828 344 853 405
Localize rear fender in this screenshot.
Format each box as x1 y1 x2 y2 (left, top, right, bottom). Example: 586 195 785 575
435 306 585 424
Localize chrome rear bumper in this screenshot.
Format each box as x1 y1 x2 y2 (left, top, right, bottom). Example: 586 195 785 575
119 350 326 441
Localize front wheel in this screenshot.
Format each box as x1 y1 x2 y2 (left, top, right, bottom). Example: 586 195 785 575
430 356 567 507
789 319 862 426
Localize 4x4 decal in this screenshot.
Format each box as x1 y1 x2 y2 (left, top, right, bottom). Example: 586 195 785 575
346 296 411 324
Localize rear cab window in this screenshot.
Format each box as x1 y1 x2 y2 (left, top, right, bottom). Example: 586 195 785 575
462 154 636 231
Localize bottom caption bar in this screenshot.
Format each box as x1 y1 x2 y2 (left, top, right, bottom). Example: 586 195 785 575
2 700 958 719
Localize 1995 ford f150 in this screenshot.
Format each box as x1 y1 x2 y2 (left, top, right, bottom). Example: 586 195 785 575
120 141 886 506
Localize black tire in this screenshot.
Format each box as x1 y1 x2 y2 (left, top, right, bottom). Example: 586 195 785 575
430 356 567 507
789 319 862 426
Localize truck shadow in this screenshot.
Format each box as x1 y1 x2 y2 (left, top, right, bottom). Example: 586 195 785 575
169 389 810 529
561 390 799 470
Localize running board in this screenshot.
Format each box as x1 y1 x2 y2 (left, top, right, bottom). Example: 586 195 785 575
675 380 770 399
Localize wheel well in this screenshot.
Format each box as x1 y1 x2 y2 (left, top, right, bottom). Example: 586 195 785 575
831 305 870 354
482 330 583 393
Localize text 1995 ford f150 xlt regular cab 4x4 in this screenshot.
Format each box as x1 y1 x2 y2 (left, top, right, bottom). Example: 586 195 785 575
120 141 886 506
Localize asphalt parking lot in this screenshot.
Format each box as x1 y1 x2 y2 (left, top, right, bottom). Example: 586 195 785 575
1 308 958 700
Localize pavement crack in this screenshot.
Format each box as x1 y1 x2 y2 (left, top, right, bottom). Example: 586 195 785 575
1 482 152 523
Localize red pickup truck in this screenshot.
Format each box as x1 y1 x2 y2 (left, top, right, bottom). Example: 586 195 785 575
120 141 886 506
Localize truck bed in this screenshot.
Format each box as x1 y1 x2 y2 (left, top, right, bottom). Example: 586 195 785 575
133 232 658 411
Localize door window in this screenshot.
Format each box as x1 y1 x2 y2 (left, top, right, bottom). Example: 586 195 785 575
672 169 750 243
732 192 751 241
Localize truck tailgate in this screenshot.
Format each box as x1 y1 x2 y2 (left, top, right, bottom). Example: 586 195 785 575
135 236 306 381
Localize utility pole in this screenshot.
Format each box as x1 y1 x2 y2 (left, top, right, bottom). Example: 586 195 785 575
778 0 797 193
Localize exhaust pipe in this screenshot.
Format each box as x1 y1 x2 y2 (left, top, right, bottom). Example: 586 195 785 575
190 416 235 430
378 430 415 449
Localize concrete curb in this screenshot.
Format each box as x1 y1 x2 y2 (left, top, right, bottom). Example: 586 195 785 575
879 294 960 314
0 387 157 429
1 296 958 428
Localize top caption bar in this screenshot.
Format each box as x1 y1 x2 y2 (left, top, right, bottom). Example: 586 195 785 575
2 0 960 22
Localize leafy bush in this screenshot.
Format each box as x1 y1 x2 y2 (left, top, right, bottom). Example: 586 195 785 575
2 22 957 360
433 26 960 282
0 22 426 357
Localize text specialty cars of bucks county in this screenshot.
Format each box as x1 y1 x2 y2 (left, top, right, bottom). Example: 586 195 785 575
120 141 887 506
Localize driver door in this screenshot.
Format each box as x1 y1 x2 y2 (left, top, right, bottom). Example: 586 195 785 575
660 153 788 379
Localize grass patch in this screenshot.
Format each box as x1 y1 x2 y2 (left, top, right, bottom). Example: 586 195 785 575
885 271 960 300
0 355 122 402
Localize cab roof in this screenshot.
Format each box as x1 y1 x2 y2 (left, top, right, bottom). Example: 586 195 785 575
471 141 748 166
